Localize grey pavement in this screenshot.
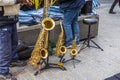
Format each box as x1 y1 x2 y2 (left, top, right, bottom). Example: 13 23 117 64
11 2 120 80
98 0 114 3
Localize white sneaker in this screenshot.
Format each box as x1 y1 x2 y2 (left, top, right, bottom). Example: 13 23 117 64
67 44 80 48
77 44 81 47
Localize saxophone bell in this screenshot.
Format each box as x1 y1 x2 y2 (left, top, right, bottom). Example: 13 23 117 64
42 17 55 31
70 37 77 57
70 49 77 57
40 48 48 59
60 46 67 54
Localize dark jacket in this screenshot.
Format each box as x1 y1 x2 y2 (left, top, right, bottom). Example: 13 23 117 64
57 0 85 10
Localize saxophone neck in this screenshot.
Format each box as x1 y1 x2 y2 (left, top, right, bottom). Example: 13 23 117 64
60 20 64 33
71 37 77 49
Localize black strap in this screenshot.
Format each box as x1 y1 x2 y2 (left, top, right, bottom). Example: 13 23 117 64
0 16 18 27
0 6 4 16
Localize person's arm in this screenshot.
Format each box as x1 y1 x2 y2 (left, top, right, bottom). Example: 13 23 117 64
16 0 32 5
0 0 32 6
0 0 15 6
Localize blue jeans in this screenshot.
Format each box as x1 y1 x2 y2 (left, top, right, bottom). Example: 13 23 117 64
0 24 18 74
62 7 82 46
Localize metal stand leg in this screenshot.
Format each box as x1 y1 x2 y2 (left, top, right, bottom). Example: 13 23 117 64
34 54 66 76
78 40 87 53
63 57 81 68
90 40 104 51
78 24 104 53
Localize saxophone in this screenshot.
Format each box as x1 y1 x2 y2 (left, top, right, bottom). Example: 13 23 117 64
55 21 67 58
29 17 55 67
29 0 56 67
49 0 56 6
29 28 46 67
70 37 77 58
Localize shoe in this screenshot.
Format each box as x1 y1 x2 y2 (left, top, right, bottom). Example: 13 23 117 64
109 11 116 14
10 60 27 67
0 73 17 80
66 43 81 48
77 43 81 47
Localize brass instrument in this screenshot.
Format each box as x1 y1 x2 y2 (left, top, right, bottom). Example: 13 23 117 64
32 0 43 9
32 0 56 10
40 48 48 59
29 28 46 67
29 17 55 67
55 21 67 58
42 17 55 31
29 0 56 67
49 0 56 6
70 37 77 57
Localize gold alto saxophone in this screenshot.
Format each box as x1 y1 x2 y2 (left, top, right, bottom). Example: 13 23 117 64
55 21 67 58
29 17 55 67
70 37 77 58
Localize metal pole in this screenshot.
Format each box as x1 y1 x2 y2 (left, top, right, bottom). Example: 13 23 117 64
43 0 49 18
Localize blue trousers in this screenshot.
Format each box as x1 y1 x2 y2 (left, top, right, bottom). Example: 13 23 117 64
62 7 83 46
0 24 18 74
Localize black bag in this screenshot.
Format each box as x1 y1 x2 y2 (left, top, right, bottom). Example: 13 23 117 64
0 6 4 16
81 0 92 14
0 16 18 27
16 40 29 53
18 47 33 60
16 40 33 60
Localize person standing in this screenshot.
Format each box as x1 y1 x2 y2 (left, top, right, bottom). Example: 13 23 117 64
0 0 32 80
57 0 85 47
109 0 120 14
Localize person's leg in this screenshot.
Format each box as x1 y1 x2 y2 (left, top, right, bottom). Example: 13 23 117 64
72 5 84 45
109 0 119 14
0 26 12 75
63 9 75 46
72 8 81 45
10 24 27 67
11 24 18 62
0 25 18 80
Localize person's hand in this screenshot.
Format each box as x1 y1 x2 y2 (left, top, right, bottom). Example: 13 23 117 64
16 0 32 5
22 0 32 5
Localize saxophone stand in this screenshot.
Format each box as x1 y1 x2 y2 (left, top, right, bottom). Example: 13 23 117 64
41 54 67 71
34 54 66 76
63 56 81 68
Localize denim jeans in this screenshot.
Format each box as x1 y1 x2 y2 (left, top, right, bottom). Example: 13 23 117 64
62 7 82 46
0 24 18 74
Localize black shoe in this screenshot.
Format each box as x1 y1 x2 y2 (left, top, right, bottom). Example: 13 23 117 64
0 73 17 80
109 11 116 14
10 60 27 67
